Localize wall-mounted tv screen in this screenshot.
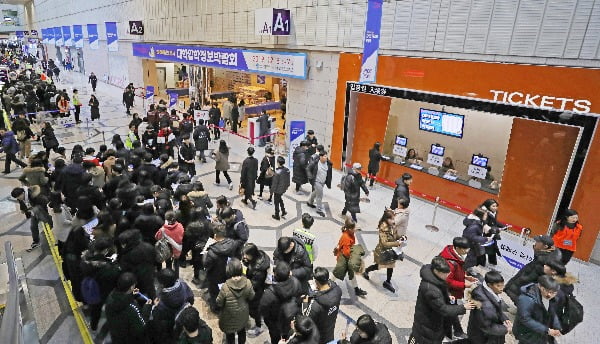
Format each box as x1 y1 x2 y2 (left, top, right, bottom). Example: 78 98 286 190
430 144 445 156
395 136 407 146
472 155 489 168
419 108 464 138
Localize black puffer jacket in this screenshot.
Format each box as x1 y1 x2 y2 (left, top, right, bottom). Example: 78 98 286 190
105 290 151 344
80 250 121 302
411 264 466 344
271 166 291 195
240 156 258 194
390 178 410 209
302 281 342 344
292 146 308 184
203 238 237 285
513 283 561 344
246 250 271 319
343 170 368 214
118 229 156 299
505 259 546 304
260 276 303 336
462 214 488 268
134 213 164 244
273 237 313 294
467 284 509 344
149 279 195 344
348 322 392 344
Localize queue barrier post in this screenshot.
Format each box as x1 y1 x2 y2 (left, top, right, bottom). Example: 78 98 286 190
425 197 441 232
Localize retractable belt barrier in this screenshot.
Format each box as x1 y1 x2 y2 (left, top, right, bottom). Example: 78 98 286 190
343 163 524 231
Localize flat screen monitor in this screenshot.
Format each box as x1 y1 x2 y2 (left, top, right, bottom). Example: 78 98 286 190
472 155 489 168
395 136 407 146
419 108 464 138
430 144 445 156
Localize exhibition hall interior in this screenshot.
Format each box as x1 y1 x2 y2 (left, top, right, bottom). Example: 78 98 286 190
0 1 599 343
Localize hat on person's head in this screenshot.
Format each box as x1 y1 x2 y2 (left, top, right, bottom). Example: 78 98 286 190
352 162 362 170
534 234 554 247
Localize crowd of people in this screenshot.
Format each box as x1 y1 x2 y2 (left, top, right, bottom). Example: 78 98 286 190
0 45 586 344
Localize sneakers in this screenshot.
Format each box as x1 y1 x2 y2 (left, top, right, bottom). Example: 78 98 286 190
272 214 280 220
26 242 40 252
281 211 287 218
316 210 326 217
266 199 272 205
362 271 370 281
306 202 316 208
251 200 257 210
354 287 368 297
228 183 233 190
382 280 395 293
247 326 264 337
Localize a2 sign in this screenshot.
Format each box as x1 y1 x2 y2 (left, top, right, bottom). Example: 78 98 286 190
128 21 144 35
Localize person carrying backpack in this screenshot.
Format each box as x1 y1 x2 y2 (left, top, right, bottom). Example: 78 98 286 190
80 238 121 332
220 206 249 258
341 163 369 223
177 306 213 344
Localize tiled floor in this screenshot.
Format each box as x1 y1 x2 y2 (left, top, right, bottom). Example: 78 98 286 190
1 69 598 344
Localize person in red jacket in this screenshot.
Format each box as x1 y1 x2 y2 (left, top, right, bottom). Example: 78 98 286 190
439 236 479 340
155 211 184 276
551 209 583 265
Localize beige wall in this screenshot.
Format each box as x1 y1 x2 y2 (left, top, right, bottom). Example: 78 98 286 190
383 98 513 181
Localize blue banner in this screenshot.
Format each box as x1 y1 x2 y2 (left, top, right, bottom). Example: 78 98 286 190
40 29 45 43
73 25 83 48
47 28 55 45
132 42 307 79
359 0 383 83
145 85 155 99
288 121 306 167
105 22 118 52
16 31 24 39
168 92 178 109
54 27 63 46
62 26 72 46
87 24 98 49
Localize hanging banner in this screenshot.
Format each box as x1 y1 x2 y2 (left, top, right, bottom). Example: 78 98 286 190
62 26 72 46
72 25 83 48
497 233 535 270
359 0 383 83
168 92 178 109
132 42 307 79
15 31 24 39
40 29 46 43
47 28 55 45
54 27 63 46
288 121 306 168
30 30 38 37
105 22 118 52
87 24 99 50
145 85 155 107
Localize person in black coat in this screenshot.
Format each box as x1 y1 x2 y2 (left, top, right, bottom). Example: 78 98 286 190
273 236 313 294
271 156 291 220
64 225 91 302
240 146 258 208
118 229 157 299
122 88 134 115
242 243 271 337
257 147 276 201
513 276 562 344
367 142 388 187
193 119 210 162
185 210 212 286
287 314 320 344
178 134 196 176
134 203 164 244
390 173 412 209
88 72 98 92
305 130 318 156
208 102 221 139
505 258 565 305
203 224 237 312
257 110 271 147
301 267 342 344
292 141 309 193
102 164 127 200
409 257 475 344
341 163 369 223
462 207 492 270
341 314 392 344
76 173 105 210
260 261 304 344
467 271 511 344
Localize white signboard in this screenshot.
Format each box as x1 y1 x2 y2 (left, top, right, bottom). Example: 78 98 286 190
392 144 407 157
242 50 306 79
497 232 535 269
194 110 209 122
427 154 443 167
468 164 487 179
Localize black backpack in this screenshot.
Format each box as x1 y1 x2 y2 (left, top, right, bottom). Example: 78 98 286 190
558 293 584 334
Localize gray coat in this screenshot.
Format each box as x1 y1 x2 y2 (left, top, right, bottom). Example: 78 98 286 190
213 150 230 171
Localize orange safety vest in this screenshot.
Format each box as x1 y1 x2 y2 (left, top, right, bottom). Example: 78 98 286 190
552 223 583 252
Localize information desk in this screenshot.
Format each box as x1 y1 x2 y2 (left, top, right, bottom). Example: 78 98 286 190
210 91 237 100
244 101 281 115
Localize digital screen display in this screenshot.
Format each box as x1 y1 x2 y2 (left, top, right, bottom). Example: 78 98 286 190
430 144 445 156
472 155 489 168
395 136 407 146
419 108 464 138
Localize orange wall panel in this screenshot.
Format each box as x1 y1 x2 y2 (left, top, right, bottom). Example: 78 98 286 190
349 94 391 168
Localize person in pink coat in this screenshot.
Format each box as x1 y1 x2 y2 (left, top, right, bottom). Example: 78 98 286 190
155 211 184 276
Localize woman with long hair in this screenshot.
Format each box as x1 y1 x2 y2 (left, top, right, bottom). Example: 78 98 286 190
212 139 233 189
41 122 59 155
363 210 402 293
88 94 100 121
551 209 582 265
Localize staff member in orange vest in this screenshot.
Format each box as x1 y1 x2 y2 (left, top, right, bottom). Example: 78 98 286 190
550 209 582 265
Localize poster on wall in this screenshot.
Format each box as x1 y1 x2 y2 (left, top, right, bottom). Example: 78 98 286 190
62 26 72 46
73 25 83 48
54 27 63 46
87 24 99 50
288 121 306 168
105 22 119 52
359 0 383 83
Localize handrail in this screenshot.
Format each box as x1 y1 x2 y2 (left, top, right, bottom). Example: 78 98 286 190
0 241 24 344
42 223 93 344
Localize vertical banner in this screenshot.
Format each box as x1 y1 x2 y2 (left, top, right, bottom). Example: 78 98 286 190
359 0 383 83
41 29 46 43
288 120 306 168
105 22 119 52
73 25 83 48
168 92 178 109
145 85 155 107
48 28 55 45
54 27 63 46
87 24 99 50
16 31 24 39
62 26 72 46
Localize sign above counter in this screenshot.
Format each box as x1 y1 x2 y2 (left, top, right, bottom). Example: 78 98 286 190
132 42 307 79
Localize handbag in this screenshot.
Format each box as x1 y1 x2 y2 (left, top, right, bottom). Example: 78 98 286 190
380 248 399 263
155 229 173 263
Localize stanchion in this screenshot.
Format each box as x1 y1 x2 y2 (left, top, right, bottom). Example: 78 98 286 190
425 197 441 232
102 131 106 145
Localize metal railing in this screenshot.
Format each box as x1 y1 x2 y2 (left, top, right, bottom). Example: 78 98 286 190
0 241 24 344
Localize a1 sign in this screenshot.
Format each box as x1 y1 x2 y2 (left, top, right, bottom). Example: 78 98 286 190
255 8 291 36
129 21 144 35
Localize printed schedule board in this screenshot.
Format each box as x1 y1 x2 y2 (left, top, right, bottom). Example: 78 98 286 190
419 108 464 138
